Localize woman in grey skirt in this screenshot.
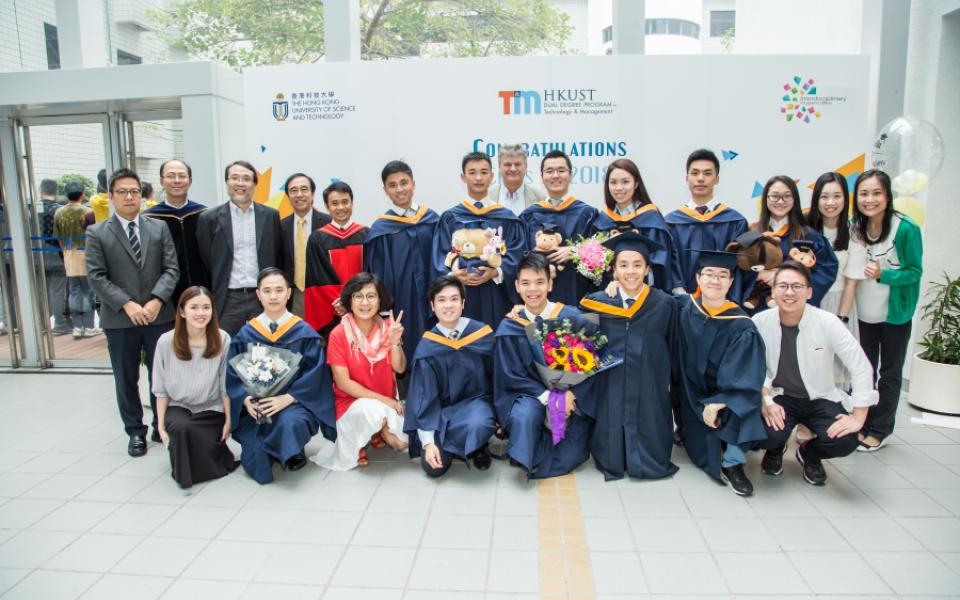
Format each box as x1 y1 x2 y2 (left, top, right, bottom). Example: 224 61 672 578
153 286 238 488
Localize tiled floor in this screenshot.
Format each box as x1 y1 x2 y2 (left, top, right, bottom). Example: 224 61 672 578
1 372 959 599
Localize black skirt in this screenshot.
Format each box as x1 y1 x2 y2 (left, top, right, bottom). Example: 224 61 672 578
165 405 239 488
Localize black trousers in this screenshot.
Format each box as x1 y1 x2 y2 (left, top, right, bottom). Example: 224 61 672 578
859 320 912 440
420 445 454 478
220 288 263 336
165 406 237 488
759 395 859 461
104 321 171 436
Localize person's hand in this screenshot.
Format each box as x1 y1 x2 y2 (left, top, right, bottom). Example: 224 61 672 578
604 280 620 298
258 394 294 417
243 396 259 420
827 412 865 438
424 443 444 470
385 397 404 416
332 298 346 317
758 269 777 285
123 301 150 326
158 428 170 447
761 401 786 431
387 310 405 347
221 418 231 442
142 298 163 323
450 265 471 284
547 246 573 264
864 260 882 281
469 266 498 286
564 391 577 417
505 304 525 320
702 403 727 429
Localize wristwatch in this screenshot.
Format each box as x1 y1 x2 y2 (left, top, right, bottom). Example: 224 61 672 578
837 315 850 323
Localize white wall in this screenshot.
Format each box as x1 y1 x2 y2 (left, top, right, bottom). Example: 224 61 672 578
734 0 864 54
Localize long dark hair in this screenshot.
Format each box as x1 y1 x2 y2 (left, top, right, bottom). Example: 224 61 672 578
173 286 223 360
807 172 850 251
852 169 897 243
757 175 807 240
603 158 653 211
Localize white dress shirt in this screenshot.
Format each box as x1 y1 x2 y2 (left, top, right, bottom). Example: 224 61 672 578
418 317 472 446
686 199 720 213
499 184 526 216
228 201 259 289
388 203 419 218
752 305 878 409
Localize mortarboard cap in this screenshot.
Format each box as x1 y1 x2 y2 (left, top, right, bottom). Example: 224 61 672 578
601 230 663 261
689 249 738 272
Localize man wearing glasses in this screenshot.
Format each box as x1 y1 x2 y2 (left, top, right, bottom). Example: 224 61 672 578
85 168 180 457
197 160 284 335
752 261 877 486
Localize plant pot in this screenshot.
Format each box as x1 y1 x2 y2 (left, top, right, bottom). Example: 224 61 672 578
907 352 960 416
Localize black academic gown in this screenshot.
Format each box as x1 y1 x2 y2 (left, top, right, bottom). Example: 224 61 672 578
432 201 526 329
493 304 595 478
304 222 368 337
593 205 679 292
676 296 767 480
580 287 679 481
404 319 497 460
665 204 752 304
519 198 598 306
226 317 335 484
365 206 439 362
144 199 210 303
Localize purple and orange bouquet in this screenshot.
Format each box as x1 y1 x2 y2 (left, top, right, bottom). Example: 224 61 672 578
567 232 615 286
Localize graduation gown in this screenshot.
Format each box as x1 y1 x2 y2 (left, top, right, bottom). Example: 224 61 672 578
404 319 497 460
519 198 598 306
432 202 527 328
304 222 368 335
493 304 595 478
593 205 678 292
144 200 210 302
676 296 767 480
226 317 335 484
580 286 679 481
365 206 440 361
665 204 751 304
768 224 839 308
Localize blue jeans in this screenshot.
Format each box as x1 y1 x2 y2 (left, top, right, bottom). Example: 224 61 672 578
721 442 751 468
67 276 95 329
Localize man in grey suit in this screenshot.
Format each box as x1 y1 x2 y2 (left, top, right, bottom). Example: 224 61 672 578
196 160 284 335
85 168 180 457
485 143 546 215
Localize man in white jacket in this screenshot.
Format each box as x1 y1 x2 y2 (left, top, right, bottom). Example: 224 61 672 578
753 261 878 486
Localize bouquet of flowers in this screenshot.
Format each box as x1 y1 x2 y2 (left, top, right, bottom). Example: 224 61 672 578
228 344 303 424
525 315 622 445
567 232 615 286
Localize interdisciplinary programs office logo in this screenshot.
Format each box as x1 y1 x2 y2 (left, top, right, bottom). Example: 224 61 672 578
779 75 846 124
498 88 616 117
272 93 289 121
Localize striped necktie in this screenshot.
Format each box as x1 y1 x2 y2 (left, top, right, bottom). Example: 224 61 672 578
127 221 142 264
448 329 460 340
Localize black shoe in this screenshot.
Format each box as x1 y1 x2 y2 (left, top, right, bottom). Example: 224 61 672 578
720 464 754 496
471 447 492 470
761 445 787 476
285 451 307 471
673 428 685 447
150 429 162 443
796 442 826 485
127 434 147 457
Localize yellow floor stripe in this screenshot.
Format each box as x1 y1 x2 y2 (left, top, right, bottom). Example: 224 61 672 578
538 473 596 599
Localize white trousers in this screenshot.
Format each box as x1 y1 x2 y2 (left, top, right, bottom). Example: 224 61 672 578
310 398 407 471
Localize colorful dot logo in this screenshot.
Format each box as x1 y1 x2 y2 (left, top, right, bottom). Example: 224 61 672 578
780 76 821 124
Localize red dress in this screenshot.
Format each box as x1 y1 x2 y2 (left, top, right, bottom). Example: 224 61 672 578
326 323 397 419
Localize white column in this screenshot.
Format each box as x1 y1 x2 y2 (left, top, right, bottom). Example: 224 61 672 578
612 0 645 55
325 0 361 62
54 0 109 69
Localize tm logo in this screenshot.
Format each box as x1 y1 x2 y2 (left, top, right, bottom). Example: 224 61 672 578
498 90 541 115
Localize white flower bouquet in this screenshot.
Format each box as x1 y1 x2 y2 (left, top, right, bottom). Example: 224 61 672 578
229 344 303 424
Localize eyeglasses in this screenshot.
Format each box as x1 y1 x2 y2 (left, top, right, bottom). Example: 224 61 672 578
767 193 794 204
699 271 731 282
351 293 379 303
543 168 570 176
228 175 254 184
774 282 807 292
112 188 141 197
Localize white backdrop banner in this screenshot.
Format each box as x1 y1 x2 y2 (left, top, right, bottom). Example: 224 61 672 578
242 55 869 224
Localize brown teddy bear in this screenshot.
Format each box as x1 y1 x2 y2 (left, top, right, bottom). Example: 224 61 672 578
788 239 817 269
725 230 783 310
445 228 501 274
532 223 564 279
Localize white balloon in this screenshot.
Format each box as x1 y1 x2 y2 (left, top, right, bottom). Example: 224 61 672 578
871 116 945 182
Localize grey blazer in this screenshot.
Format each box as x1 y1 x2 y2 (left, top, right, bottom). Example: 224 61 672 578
85 214 180 329
486 183 546 210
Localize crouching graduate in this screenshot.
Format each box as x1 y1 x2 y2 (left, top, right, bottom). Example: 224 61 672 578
227 268 336 484
676 250 767 496
580 232 679 481
405 275 497 477
494 252 595 478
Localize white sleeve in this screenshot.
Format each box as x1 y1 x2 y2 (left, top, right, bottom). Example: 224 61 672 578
827 315 879 407
844 240 868 280
417 429 435 446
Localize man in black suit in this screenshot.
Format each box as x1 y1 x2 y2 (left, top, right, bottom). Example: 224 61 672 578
85 168 180 457
196 160 284 335
279 172 330 316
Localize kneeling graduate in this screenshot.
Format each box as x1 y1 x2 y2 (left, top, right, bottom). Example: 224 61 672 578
405 275 497 477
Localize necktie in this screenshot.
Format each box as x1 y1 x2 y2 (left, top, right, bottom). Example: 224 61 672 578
295 219 307 291
269 321 278 333
625 298 635 308
448 330 460 340
695 205 708 215
534 315 544 328
127 221 142 264
474 201 484 209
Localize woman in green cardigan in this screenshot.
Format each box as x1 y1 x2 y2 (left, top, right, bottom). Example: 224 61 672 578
851 169 923 451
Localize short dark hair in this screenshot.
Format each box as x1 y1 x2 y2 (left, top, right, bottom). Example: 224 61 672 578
541 149 572 173
774 260 812 288
108 168 141 193
461 151 492 172
284 172 316 194
66 188 84 201
40 179 58 197
381 160 413 184
686 149 720 174
603 158 653 211
852 169 897 243
427 274 465 303
322 181 353 205
141 182 154 199
224 160 258 185
517 251 551 277
257 266 288 287
807 171 850 252
159 159 192 180
340 272 393 315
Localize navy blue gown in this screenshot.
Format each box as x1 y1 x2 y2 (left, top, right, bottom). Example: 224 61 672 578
593 205 678 292
404 319 497 460
226 317 335 484
493 304 595 478
580 287 679 481
675 296 767 480
767 224 839 308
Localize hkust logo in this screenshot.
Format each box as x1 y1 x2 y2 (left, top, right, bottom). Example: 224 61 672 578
272 93 289 121
498 88 615 117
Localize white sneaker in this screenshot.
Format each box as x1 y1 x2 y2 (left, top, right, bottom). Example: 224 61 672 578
72 327 83 339
84 328 102 337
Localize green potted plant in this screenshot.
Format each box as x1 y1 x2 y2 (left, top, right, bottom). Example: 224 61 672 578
909 272 960 415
